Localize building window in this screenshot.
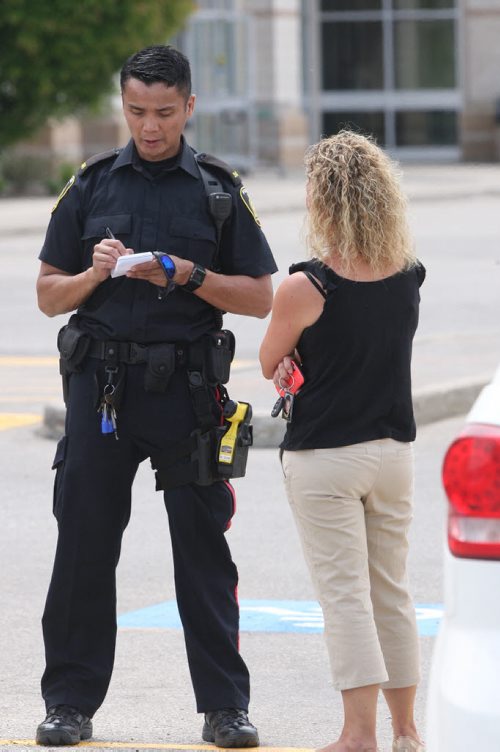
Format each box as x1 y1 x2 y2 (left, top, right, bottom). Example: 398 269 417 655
320 0 381 9
190 19 247 98
313 0 459 152
322 22 383 90
395 110 457 145
323 111 386 146
394 0 454 8
394 19 456 88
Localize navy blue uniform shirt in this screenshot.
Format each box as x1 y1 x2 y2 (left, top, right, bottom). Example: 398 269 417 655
40 137 277 343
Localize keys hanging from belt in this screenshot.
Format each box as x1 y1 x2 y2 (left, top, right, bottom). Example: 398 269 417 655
98 368 119 439
99 395 118 438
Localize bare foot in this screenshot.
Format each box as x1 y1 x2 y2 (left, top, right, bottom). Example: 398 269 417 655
316 739 379 752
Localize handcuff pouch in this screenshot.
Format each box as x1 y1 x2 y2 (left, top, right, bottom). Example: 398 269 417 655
144 343 176 392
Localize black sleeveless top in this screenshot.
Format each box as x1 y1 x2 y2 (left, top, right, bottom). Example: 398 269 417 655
281 258 426 451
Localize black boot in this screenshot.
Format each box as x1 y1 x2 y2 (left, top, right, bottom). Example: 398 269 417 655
202 709 259 748
36 705 93 746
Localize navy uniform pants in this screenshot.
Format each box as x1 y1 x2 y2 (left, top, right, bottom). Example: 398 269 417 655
41 356 250 718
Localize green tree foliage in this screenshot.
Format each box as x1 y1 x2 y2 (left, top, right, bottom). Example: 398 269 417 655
0 0 194 148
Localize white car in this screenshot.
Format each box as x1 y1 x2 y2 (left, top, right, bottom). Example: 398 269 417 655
426 366 500 750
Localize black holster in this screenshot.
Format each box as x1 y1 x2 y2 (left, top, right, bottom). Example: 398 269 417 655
151 399 253 491
57 323 91 405
202 329 235 385
151 424 253 492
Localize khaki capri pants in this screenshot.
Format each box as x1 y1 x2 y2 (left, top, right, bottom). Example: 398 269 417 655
282 439 420 691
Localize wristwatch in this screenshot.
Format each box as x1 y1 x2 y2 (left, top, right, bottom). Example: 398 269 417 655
183 263 206 292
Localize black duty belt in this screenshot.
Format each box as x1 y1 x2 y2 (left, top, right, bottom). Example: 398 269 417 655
87 339 187 367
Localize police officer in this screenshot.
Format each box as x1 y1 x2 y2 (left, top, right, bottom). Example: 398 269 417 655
35 45 277 747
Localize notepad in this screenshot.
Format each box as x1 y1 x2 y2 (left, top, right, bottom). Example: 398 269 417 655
111 252 154 278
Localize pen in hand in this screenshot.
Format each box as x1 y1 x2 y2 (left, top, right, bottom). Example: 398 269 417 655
105 227 115 240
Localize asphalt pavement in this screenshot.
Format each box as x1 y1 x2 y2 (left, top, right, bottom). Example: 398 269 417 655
1 162 499 750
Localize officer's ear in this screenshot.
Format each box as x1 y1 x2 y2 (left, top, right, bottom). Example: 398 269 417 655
186 95 196 119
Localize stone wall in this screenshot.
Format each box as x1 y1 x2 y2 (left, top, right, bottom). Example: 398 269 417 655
461 0 500 160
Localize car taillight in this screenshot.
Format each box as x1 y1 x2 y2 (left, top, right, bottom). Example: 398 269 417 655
442 423 500 560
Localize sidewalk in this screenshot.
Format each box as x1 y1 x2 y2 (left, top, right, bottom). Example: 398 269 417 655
3 161 499 445
2 162 500 235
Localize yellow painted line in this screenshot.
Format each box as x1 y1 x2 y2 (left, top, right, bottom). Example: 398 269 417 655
0 414 41 431
0 396 60 403
0 356 58 367
0 742 312 752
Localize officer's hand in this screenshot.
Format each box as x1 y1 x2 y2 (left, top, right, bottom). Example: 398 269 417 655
125 259 168 286
126 254 193 287
92 238 133 282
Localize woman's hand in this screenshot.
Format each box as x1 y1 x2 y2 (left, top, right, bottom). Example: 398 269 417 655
273 355 296 391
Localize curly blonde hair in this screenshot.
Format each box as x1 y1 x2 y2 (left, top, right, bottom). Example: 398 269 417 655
304 130 416 273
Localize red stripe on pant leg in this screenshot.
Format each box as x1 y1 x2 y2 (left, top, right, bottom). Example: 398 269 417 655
223 479 240 649
223 479 236 531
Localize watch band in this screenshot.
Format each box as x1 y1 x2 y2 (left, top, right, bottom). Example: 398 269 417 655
183 263 206 292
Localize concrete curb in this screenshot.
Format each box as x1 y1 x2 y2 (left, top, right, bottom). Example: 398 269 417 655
39 376 488 447
3 173 500 239
5 188 500 239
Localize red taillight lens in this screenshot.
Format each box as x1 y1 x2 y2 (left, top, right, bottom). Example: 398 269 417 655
442 423 500 560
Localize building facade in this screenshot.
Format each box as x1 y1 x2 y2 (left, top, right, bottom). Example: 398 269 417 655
181 0 500 165
14 0 500 175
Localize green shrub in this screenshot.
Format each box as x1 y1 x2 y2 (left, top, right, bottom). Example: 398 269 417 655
0 152 54 195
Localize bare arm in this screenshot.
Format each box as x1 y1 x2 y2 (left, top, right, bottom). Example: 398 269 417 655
188 268 273 318
127 256 274 319
36 238 133 317
259 273 324 379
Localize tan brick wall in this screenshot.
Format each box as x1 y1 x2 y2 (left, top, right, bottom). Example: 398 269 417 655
461 1 500 160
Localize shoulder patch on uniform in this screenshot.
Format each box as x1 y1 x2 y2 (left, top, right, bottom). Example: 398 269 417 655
196 152 242 187
239 185 261 227
78 147 121 176
51 174 76 213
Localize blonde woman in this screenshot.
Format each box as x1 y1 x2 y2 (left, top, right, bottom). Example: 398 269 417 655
260 131 425 752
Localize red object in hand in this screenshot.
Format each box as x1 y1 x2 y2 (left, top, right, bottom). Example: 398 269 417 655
276 360 304 397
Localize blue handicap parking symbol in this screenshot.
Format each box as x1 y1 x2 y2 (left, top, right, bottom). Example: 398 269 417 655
118 599 443 636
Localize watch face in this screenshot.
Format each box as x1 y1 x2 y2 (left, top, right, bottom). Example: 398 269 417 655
191 266 205 285
184 263 206 292
160 254 176 279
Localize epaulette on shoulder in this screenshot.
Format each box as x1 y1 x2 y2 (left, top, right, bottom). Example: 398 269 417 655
196 152 242 187
78 147 121 176
51 147 121 214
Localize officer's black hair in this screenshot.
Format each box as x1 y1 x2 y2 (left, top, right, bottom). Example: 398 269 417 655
120 45 192 100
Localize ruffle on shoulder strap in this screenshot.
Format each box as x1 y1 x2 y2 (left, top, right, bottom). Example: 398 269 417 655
289 259 337 295
415 260 426 287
